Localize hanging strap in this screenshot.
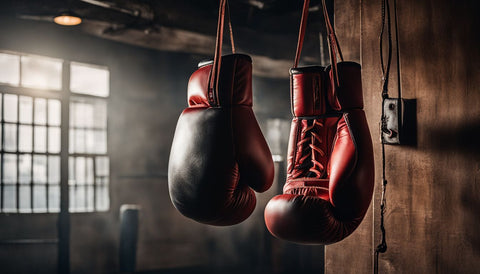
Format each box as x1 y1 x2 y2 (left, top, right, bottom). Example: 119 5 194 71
208 0 236 106
226 0 236 54
293 0 310 68
293 0 343 88
322 0 343 87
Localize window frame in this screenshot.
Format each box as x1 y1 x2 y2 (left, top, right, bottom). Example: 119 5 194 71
0 50 110 214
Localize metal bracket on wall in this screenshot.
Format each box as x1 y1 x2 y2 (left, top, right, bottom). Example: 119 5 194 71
381 98 417 145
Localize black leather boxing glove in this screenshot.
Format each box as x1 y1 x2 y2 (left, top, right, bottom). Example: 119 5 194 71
169 54 274 226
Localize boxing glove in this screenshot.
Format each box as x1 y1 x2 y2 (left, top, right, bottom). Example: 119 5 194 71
168 54 274 226
264 63 374 244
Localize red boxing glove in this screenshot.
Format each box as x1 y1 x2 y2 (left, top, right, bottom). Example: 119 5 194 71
264 63 374 244
169 54 274 226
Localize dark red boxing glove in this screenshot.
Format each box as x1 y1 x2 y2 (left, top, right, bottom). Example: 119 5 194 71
168 54 274 226
264 63 374 244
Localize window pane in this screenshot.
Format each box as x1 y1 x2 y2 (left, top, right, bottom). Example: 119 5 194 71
70 62 109 97
86 130 95 153
4 154 17 183
48 126 61 153
96 157 109 176
96 185 109 211
94 130 107 154
69 186 76 212
71 102 93 128
75 186 86 211
97 177 109 185
69 156 75 184
21 55 62 90
19 186 32 213
4 94 18 122
48 156 60 184
34 98 47 125
19 125 33 152
94 101 107 129
83 103 94 128
69 103 75 127
48 99 61 126
48 185 60 212
74 129 86 153
4 124 17 151
19 96 33 124
69 129 74 153
0 53 20 85
33 185 47 212
86 158 94 184
3 185 17 212
19 154 32 184
86 186 94 211
33 155 47 184
70 99 107 129
75 157 86 184
34 126 47 152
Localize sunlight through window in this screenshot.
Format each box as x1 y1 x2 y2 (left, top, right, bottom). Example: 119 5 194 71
0 50 110 213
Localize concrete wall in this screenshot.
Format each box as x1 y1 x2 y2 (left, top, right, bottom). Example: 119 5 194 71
326 0 480 273
0 16 324 274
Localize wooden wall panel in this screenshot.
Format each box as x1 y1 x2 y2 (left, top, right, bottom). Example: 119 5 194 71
334 0 361 62
329 0 480 273
326 1 374 274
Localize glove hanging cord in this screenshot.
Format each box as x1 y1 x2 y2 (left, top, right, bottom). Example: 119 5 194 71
293 0 310 68
226 0 236 54
375 0 400 272
294 0 343 74
321 0 343 88
208 0 236 106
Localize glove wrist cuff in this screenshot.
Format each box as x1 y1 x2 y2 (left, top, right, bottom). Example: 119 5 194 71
187 54 253 107
290 62 364 117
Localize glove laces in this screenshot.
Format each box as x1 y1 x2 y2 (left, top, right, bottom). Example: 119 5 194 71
292 119 326 179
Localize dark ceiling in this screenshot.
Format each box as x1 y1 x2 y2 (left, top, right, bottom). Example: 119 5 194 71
0 0 333 77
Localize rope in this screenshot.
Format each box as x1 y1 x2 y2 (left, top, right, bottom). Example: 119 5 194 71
379 0 392 100
375 0 394 272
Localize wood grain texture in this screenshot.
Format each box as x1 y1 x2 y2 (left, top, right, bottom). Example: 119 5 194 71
329 0 480 273
334 0 361 63
326 0 374 273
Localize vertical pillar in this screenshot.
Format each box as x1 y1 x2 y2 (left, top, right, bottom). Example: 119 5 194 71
119 204 140 273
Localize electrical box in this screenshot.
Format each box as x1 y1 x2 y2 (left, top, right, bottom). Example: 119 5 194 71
381 98 417 145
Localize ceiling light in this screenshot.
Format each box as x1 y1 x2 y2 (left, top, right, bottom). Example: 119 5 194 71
54 12 82 26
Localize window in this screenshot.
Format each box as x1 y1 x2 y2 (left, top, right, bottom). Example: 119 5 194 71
0 51 110 213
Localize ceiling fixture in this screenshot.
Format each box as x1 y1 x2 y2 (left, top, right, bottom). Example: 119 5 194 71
248 0 265 9
80 0 140 17
54 12 82 26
